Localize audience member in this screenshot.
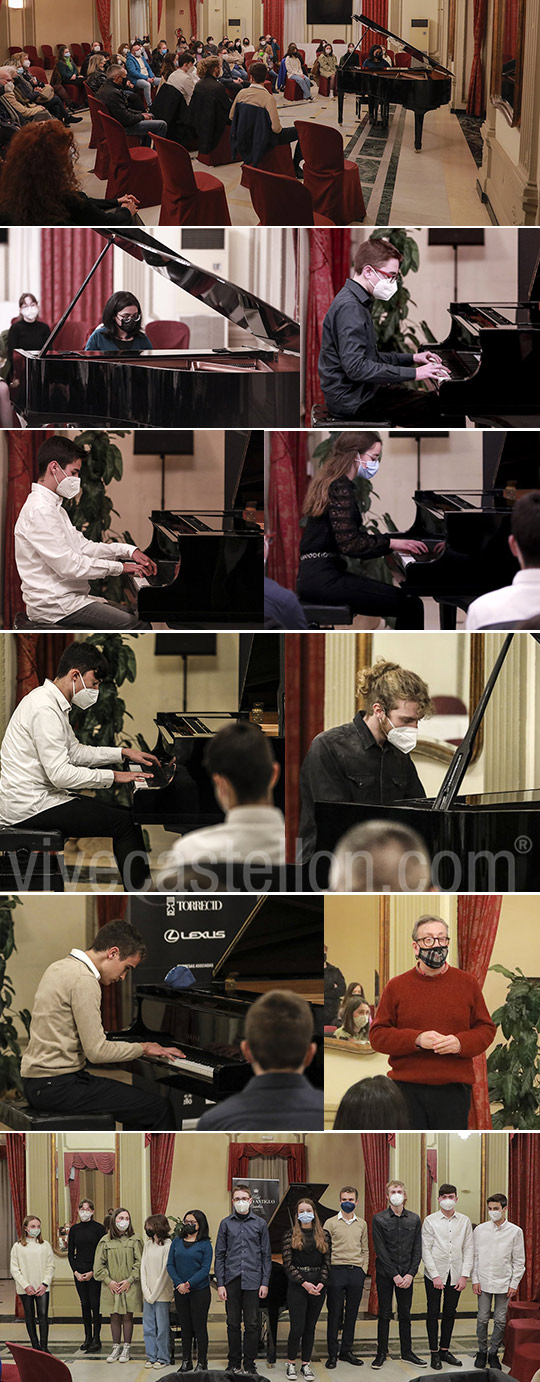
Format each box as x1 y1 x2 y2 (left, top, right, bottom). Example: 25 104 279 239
81 42 107 78
337 981 366 1019
329 820 434 893
324 944 346 1026
313 44 338 95
230 61 303 174
0 66 51 125
151 39 169 75
52 47 87 107
190 56 231 154
85 53 108 94
467 491 540 629
0 121 138 225
333 996 372 1043
333 1076 410 1129
283 43 312 99
125 40 160 103
11 53 74 125
168 51 198 104
99 64 167 144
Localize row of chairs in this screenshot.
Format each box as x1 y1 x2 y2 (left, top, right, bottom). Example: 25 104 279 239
32 317 190 353
8 42 94 68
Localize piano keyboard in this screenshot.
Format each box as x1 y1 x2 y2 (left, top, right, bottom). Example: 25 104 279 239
150 1052 216 1082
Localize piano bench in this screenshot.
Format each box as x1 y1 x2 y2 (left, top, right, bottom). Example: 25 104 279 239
13 611 57 629
0 828 65 892
0 1100 117 1132
301 602 352 628
310 404 391 427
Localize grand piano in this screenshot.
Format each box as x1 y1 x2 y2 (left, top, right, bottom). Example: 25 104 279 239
337 13 452 150
395 430 540 627
313 633 540 892
132 632 285 833
10 228 300 428
124 431 264 628
263 1182 336 1364
106 895 324 1127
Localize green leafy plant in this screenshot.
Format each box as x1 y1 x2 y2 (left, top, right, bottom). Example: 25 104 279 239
309 431 398 592
70 632 140 809
487 963 540 1129
63 430 133 605
369 227 436 354
0 896 31 1099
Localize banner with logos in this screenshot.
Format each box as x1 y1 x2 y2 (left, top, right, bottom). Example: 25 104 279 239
232 1178 282 1221
128 895 257 987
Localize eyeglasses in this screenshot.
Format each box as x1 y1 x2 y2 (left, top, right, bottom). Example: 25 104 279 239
373 267 399 282
416 935 449 948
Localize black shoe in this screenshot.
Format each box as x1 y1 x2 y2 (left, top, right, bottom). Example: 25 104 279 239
401 1354 427 1367
440 1353 462 1367
196 1361 208 1371
244 1368 258 1377
488 1357 501 1371
181 1363 194 1372
326 1362 337 1370
371 1357 386 1370
69 114 83 122
431 1354 442 1370
80 1341 90 1353
340 1355 364 1367
474 1355 487 1369
87 1340 102 1353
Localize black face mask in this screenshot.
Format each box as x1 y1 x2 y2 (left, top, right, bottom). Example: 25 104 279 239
417 944 449 970
117 314 141 337
145 1227 155 1238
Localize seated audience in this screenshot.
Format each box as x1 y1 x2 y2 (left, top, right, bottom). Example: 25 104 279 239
151 39 169 75
168 51 198 104
466 492 540 629
329 820 434 892
341 42 360 67
313 43 338 95
265 33 280 63
0 121 138 225
221 42 249 89
85 53 108 94
99 64 167 144
197 990 323 1130
190 56 231 154
0 66 51 125
52 47 87 106
86 292 152 352
125 40 160 104
283 43 312 100
11 53 75 125
159 720 285 885
333 997 372 1043
157 52 178 88
337 981 366 1019
81 42 107 78
243 37 255 54
264 576 308 628
230 61 304 174
6 292 50 374
333 1075 411 1129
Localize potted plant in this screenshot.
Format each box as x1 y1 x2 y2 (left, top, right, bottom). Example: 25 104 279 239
0 896 31 1099
63 429 133 605
487 963 540 1128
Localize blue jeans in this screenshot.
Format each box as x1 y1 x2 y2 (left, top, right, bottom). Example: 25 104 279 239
290 73 311 98
134 76 159 105
130 116 168 145
143 1299 171 1364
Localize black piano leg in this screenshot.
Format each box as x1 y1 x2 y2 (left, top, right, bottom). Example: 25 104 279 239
337 92 344 123
439 603 458 630
414 111 425 151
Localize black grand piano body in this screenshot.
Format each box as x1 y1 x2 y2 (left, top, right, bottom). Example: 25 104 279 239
11 227 300 428
132 632 285 832
434 299 540 426
337 13 452 149
107 895 324 1124
398 431 540 627
128 432 264 628
264 1183 337 1363
313 634 540 892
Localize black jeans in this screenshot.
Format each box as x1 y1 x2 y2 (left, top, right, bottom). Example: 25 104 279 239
175 1285 211 1361
287 1281 326 1362
15 794 150 891
23 1067 176 1131
225 1276 260 1370
74 1274 102 1332
396 1082 472 1131
327 1265 365 1357
376 1271 413 1355
20 1291 49 1349
328 383 464 427
425 1272 460 1351
297 558 424 628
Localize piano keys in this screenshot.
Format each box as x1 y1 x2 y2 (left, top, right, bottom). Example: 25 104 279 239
10 227 301 428
313 633 540 892
106 894 324 1125
337 13 452 150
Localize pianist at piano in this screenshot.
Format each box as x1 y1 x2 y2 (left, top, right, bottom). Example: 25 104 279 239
84 291 152 354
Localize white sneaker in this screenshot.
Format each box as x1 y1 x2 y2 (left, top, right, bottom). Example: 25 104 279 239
301 1367 315 1380
145 1363 156 1370
287 1366 297 1380
119 1344 131 1362
107 1345 123 1363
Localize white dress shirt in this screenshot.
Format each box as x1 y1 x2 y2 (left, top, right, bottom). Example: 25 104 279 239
422 1209 474 1284
472 1219 525 1293
0 679 123 824
14 483 136 624
465 569 540 630
158 805 286 882
168 66 198 102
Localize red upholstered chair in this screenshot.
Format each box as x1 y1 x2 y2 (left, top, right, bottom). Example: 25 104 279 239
508 1304 540 1323
318 74 331 95
41 45 54 68
71 43 84 64
146 319 191 348
29 66 48 83
503 1319 540 1371
333 38 345 43
0 1362 20 1380
25 45 40 64
294 118 366 223
7 1345 71 1382
8 47 20 56
152 133 230 224
197 124 239 167
86 96 110 177
81 42 92 56
297 48 306 60
100 109 163 206
395 50 412 66
243 164 334 225
284 77 305 101
240 141 295 186
54 320 95 351
263 79 272 92
512 1341 540 1382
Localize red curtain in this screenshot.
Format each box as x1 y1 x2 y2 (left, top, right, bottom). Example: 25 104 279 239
6 1134 26 1320
466 0 487 116
157 0 163 29
284 633 325 862
150 1134 176 1214
3 432 45 628
426 1148 437 1213
15 632 74 704
267 432 309 592
263 0 284 56
509 1135 540 1301
189 0 202 40
361 1133 390 1314
503 0 519 63
95 0 112 51
64 1151 115 1224
40 229 114 331
457 895 501 1130
98 896 128 1028
227 1143 306 1188
305 230 351 424
356 0 388 59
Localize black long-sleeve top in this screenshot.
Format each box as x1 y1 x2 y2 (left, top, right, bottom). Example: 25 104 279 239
372 1207 422 1279
282 1227 331 1285
319 278 416 414
300 476 391 563
68 1219 106 1274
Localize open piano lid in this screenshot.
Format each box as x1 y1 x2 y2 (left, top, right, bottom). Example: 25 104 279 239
41 227 300 355
354 11 452 75
211 895 324 986
489 431 540 491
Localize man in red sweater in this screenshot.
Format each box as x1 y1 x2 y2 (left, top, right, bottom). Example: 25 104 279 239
370 915 496 1129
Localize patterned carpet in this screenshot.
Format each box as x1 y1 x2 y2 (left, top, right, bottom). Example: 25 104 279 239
455 112 484 168
344 104 485 222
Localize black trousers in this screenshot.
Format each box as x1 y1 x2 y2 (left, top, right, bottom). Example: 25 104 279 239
15 794 150 892
273 126 303 172
376 1271 413 1355
23 1067 176 1131
327 383 465 428
20 1291 49 1349
287 1280 326 1361
425 1272 460 1351
327 1265 365 1357
74 1274 102 1330
297 559 424 628
175 1285 211 1360
396 1082 471 1131
225 1276 260 1369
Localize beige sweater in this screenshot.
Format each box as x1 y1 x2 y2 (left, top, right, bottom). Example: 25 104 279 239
21 953 144 1079
10 1239 55 1293
325 1214 369 1270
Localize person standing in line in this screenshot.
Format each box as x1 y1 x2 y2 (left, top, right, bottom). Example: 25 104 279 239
215 1185 272 1376
10 1215 55 1353
421 1183 473 1369
472 1192 525 1370
68 1198 106 1354
371 1180 426 1369
282 1198 331 1380
325 1185 369 1368
93 1207 143 1364
141 1214 174 1369
168 1210 213 1371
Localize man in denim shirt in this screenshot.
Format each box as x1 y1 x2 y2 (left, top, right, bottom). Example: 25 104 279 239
215 1186 272 1375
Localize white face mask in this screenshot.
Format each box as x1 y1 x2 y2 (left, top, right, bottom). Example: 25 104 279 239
79 1210 93 1221
26 1226 40 1238
370 269 398 302
72 672 100 710
439 1198 456 1212
389 1192 405 1207
55 464 81 500
116 1218 130 1233
234 1200 250 1214
488 1209 503 1221
23 59 31 67
21 305 39 322
384 718 418 755
357 453 380 480
4 82 14 92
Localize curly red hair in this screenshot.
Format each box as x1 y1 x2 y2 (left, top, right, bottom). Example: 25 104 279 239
0 119 81 223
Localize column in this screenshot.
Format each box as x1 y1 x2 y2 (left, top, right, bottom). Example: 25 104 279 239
119 1132 149 1219
324 632 357 730
485 1131 508 1206
388 895 457 977
515 0 540 221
